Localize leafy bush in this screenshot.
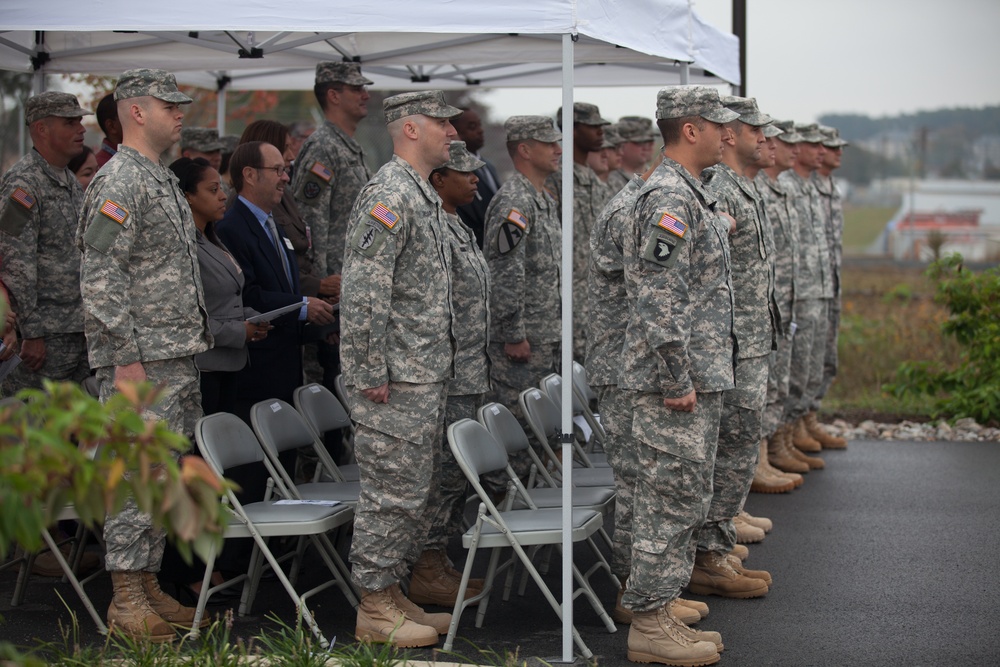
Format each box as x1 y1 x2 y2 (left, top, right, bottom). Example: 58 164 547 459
885 254 1000 424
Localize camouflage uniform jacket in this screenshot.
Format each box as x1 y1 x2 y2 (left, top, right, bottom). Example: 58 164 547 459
484 171 561 345
78 146 212 368
586 175 644 387
811 172 843 298
621 157 735 398
607 168 631 195
704 163 778 358
755 171 799 333
292 120 373 276
779 170 833 300
444 212 490 396
0 149 84 338
340 155 454 389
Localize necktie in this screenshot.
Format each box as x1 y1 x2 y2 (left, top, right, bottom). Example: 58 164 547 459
266 214 293 286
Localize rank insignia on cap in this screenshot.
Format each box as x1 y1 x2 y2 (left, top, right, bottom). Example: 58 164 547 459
657 212 687 238
369 202 399 229
506 208 528 230
310 162 333 182
10 188 35 210
100 199 129 224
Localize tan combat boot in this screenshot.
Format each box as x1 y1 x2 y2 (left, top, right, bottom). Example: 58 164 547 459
768 425 810 474
729 544 749 562
758 436 805 487
611 587 699 625
409 549 482 607
355 586 439 647
738 510 772 533
805 411 848 449
750 438 796 494
388 583 451 634
140 571 208 628
30 540 102 578
107 571 174 643
627 604 720 666
726 554 772 585
688 551 769 599
675 597 709 619
733 515 765 544
792 417 823 453
787 436 826 470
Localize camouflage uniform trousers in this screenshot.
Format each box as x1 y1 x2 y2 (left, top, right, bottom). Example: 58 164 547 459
696 355 768 555
762 332 794 437
624 391 723 612
2 332 89 395
99 356 201 572
815 293 841 408
786 298 830 422
423 393 484 551
346 380 448 591
594 384 636 581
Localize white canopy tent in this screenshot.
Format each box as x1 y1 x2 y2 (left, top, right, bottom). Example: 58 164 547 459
1 2 739 660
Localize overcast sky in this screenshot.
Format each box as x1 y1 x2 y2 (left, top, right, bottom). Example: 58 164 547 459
481 0 1000 125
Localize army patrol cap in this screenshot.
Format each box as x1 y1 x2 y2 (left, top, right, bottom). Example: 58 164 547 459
795 123 825 143
219 134 240 154
383 90 462 124
557 102 611 128
656 86 739 123
114 68 193 104
762 124 783 138
601 125 624 148
772 119 803 143
617 116 658 142
442 141 486 172
819 125 849 148
315 61 374 86
721 96 772 127
505 115 562 143
24 91 93 125
180 127 223 152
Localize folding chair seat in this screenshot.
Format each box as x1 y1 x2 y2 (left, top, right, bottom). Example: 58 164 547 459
538 374 609 467
520 388 615 487
193 413 357 644
443 418 617 659
293 383 360 482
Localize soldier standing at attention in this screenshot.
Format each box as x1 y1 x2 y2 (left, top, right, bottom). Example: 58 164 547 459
340 90 461 648
0 92 93 395
78 69 212 642
619 87 737 667
484 116 563 423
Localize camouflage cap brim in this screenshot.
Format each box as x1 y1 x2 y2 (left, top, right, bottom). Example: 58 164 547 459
702 107 740 123
443 141 486 172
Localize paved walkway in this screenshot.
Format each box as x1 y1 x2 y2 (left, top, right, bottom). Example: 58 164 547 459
3 439 999 664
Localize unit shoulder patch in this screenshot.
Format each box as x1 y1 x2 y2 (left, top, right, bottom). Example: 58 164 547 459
641 231 684 268
350 221 390 258
496 221 525 255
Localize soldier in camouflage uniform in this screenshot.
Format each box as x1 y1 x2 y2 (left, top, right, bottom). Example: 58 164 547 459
179 127 223 171
412 141 492 606
779 124 833 466
613 115 659 192
691 97 776 596
0 92 92 396
340 90 461 648
546 102 611 360
78 69 213 641
754 120 810 483
807 126 850 449
620 87 737 667
485 116 562 426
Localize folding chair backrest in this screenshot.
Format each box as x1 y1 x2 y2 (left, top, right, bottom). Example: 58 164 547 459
477 402 531 455
540 373 586 414
294 383 351 435
196 413 266 475
333 374 351 412
251 399 315 456
448 418 508 480
520 387 562 448
572 361 598 405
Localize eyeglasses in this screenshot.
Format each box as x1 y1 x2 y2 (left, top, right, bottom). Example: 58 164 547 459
254 165 289 177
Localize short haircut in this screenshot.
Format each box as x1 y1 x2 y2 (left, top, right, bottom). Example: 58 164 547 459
657 116 705 146
229 141 264 194
314 81 344 110
239 120 289 154
506 138 531 160
96 93 118 135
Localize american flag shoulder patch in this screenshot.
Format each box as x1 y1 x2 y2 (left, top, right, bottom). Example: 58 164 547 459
310 162 333 182
100 199 129 225
657 212 687 238
10 187 35 210
506 208 528 229
369 202 399 230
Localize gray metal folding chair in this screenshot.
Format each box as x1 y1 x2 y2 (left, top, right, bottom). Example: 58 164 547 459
571 361 609 455
193 413 358 644
519 388 615 487
443 418 617 659
538 373 609 467
293 383 360 482
333 373 352 412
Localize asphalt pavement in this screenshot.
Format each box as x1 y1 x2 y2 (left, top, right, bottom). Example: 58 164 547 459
2 439 999 665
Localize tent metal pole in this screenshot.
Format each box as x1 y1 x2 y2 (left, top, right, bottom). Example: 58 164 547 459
216 75 228 135
680 61 690 85
559 30 575 665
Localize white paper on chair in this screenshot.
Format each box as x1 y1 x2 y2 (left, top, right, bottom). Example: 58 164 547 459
574 415 592 442
273 499 340 506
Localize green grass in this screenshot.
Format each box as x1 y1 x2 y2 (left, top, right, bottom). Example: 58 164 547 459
843 205 896 252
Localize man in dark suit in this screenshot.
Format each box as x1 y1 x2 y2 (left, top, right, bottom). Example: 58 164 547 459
454 108 500 248
216 141 335 422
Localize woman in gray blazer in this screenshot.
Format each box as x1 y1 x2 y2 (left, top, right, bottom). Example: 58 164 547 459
169 157 270 415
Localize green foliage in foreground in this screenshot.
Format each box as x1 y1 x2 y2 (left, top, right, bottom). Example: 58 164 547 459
885 254 1000 423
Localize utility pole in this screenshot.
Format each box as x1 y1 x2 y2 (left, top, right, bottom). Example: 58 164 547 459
733 0 747 96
